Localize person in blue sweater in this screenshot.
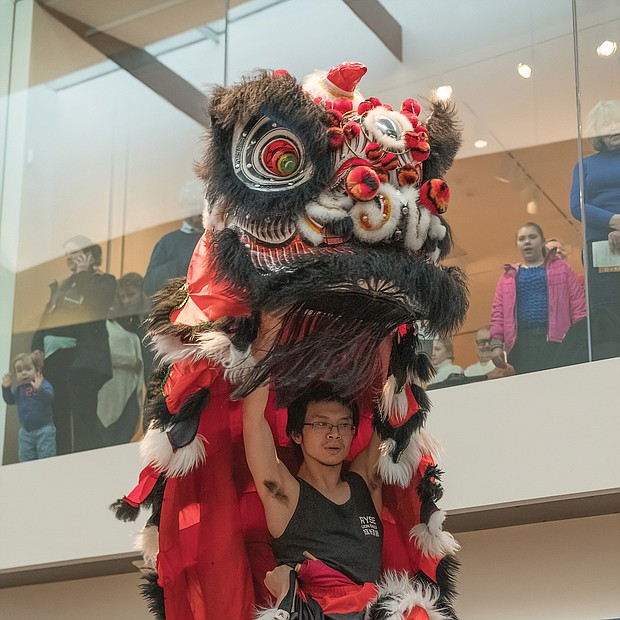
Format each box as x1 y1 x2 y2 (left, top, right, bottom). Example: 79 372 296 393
569 99 620 359
2 353 56 461
143 180 205 297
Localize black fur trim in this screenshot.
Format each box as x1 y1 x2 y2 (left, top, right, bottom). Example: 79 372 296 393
416 555 460 619
410 383 432 417
145 393 173 431
171 387 211 424
418 464 445 504
423 99 462 182
374 411 426 463
235 291 406 404
142 475 166 512
389 326 419 390
198 70 335 223
110 498 140 522
411 352 435 384
140 572 166 620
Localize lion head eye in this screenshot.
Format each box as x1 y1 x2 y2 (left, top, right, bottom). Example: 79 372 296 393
374 115 401 140
231 115 312 192
362 107 412 154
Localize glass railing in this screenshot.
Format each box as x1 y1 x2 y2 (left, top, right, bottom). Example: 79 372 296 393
1 0 618 462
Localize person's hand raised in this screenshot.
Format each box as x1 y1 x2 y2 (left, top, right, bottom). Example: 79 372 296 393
31 372 44 392
73 251 93 272
2 373 11 388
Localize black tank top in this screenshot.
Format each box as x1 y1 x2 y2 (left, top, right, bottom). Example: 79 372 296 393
272 472 383 584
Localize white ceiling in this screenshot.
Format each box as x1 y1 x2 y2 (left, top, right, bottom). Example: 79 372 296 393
10 0 620 340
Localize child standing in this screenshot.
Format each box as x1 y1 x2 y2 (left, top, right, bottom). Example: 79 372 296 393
2 353 56 461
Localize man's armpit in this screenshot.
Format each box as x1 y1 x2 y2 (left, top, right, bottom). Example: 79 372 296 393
263 480 289 503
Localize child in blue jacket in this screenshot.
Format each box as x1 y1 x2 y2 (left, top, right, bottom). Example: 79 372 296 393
2 353 56 461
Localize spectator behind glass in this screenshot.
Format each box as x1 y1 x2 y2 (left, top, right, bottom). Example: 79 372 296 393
2 352 56 462
428 337 463 385
569 99 620 359
143 180 205 297
97 289 144 448
464 326 495 377
544 238 568 261
490 222 586 374
31 236 116 453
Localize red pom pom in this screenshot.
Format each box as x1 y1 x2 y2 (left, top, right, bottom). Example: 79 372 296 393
332 98 353 115
401 111 419 127
419 179 450 215
410 142 430 162
416 124 428 137
357 98 379 114
327 127 345 148
326 109 343 127
343 120 361 140
365 142 383 162
401 98 421 116
397 164 421 187
377 152 398 171
405 131 420 150
345 166 381 201
272 69 290 77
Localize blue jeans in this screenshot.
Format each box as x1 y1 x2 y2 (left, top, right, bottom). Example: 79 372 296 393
18 424 57 461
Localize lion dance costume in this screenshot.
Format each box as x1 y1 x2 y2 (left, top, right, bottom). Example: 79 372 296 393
112 62 468 620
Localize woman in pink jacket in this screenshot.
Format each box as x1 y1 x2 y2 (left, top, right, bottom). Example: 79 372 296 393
490 222 586 374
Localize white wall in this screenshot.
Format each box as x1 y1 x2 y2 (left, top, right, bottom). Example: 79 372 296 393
1 357 618 575
1 515 618 620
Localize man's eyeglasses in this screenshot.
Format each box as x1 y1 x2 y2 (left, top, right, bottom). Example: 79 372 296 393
303 422 356 435
476 339 492 347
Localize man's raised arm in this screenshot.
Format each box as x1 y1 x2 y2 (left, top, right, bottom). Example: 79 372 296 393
242 385 297 509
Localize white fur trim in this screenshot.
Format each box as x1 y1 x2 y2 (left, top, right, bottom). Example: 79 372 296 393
140 424 207 477
134 525 159 569
255 609 290 620
378 429 443 487
372 571 450 620
140 425 173 471
297 213 325 246
410 509 460 558
306 192 353 220
302 69 365 105
196 331 255 383
428 214 446 241
378 375 409 422
404 203 431 252
350 183 402 243
166 434 207 477
363 107 414 152
150 334 201 365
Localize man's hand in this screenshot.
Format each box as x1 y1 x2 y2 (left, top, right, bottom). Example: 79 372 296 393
491 347 507 369
73 251 93 273
487 363 515 379
2 373 11 388
609 214 620 231
264 565 295 605
31 372 44 391
609 230 620 255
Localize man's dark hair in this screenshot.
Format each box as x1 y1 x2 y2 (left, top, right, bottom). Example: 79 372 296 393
286 383 360 438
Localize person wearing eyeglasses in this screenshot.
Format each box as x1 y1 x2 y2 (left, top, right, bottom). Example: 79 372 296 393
243 380 383 619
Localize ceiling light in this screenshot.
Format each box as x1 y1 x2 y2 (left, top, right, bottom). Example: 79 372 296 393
597 40 617 57
474 139 488 149
526 200 538 215
435 85 453 101
517 63 532 79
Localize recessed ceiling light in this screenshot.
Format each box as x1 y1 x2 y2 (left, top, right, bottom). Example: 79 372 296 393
517 63 532 79
526 200 538 215
597 40 617 57
435 85 453 101
474 139 488 149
